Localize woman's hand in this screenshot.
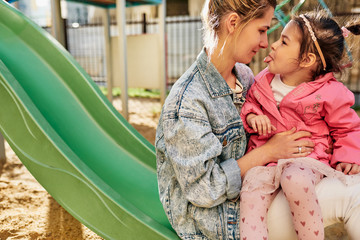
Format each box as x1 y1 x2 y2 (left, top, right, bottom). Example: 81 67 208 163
249 127 358 175
336 163 360 175
262 127 315 164
237 127 314 177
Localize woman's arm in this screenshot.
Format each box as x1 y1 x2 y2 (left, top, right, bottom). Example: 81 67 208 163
237 127 315 177
163 116 241 207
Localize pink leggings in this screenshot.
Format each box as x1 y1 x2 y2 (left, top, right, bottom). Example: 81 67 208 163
240 164 323 240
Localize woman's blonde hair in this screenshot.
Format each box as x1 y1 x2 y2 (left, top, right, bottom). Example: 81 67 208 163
201 0 276 57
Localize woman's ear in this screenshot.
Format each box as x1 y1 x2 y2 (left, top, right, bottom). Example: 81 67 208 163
300 53 317 68
225 13 241 34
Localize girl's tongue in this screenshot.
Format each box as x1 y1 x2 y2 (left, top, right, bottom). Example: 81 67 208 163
264 55 272 63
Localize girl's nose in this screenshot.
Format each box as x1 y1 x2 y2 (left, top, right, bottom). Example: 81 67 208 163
271 39 280 51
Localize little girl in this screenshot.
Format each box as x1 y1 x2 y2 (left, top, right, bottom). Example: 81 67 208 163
239 11 360 240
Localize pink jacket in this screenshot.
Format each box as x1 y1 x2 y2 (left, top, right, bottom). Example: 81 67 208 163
241 69 360 167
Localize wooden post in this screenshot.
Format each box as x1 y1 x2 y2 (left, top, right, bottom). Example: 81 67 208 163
103 8 113 103
50 0 66 47
116 0 129 120
159 1 167 106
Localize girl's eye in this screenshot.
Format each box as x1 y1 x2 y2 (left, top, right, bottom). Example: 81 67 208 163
282 40 287 45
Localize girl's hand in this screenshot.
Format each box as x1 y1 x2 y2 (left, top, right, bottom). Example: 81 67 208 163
336 163 360 175
263 127 314 163
247 114 276 135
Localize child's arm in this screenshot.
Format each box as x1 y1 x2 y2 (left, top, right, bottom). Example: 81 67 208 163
240 81 268 134
324 83 360 168
246 113 277 136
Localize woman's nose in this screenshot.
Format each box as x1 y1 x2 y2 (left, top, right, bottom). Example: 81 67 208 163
260 36 269 49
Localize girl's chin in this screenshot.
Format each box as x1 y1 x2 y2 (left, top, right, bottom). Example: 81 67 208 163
267 64 273 71
267 65 278 74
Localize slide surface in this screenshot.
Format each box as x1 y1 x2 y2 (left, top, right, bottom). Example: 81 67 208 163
0 1 178 239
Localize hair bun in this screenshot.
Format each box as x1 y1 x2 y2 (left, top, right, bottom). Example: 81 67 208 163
345 19 360 35
347 25 360 35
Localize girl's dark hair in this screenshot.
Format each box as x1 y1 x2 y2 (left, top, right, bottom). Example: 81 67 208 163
292 10 360 77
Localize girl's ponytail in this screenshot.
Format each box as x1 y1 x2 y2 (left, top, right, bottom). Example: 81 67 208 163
345 19 360 35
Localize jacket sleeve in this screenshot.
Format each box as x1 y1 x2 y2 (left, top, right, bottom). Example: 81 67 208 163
162 114 242 208
324 83 360 166
240 82 264 133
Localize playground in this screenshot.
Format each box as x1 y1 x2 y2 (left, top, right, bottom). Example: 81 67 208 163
1 98 358 239
0 97 160 239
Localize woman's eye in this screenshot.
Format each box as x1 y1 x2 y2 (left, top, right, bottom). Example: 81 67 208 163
282 40 287 45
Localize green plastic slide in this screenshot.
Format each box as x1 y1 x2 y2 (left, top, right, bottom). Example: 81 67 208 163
0 1 178 239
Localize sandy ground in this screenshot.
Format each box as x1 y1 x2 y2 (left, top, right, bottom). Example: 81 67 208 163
0 97 161 240
0 97 356 239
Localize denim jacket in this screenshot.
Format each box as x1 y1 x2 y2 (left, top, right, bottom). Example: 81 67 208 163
156 49 254 239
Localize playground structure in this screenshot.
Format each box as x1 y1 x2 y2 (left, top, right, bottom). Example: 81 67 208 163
0 0 359 239
0 1 177 239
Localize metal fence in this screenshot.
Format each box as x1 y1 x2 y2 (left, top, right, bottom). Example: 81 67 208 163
67 21 106 84
64 14 203 87
166 16 203 83
63 12 360 101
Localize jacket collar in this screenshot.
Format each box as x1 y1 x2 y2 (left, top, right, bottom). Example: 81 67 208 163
257 69 337 90
196 48 233 98
254 69 338 127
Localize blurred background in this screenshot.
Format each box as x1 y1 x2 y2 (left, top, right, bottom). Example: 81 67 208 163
7 0 360 105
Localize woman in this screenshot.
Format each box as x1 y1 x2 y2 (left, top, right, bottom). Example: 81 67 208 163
156 0 360 239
